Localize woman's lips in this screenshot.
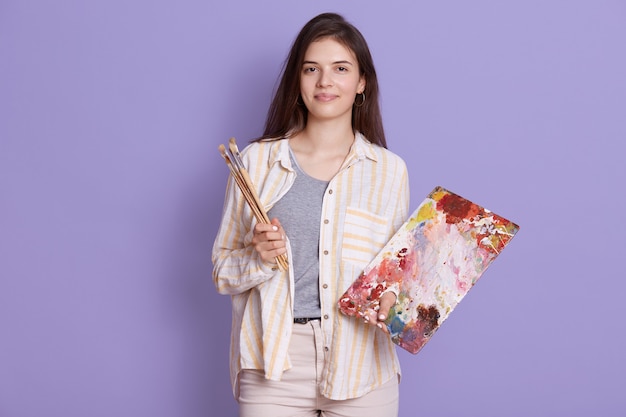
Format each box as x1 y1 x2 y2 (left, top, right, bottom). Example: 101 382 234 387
315 93 338 102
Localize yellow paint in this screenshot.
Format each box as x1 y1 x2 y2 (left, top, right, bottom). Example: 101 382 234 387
431 189 447 201
407 201 437 228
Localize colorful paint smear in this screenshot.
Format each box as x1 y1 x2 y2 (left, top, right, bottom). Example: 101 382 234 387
339 186 520 354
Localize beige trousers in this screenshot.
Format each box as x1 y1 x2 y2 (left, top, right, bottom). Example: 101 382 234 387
238 320 399 417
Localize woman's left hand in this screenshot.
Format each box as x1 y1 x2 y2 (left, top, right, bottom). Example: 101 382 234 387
362 292 396 334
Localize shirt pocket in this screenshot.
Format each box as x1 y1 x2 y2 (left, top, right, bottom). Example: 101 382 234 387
341 206 389 269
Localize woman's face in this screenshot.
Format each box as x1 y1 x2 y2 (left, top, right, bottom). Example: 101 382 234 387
300 38 366 125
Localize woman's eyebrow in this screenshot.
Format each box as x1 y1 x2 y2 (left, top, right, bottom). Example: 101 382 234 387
302 60 354 66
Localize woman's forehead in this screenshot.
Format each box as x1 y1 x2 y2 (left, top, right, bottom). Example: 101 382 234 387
303 38 357 63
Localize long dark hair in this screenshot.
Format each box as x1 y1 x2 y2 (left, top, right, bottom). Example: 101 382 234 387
256 13 387 148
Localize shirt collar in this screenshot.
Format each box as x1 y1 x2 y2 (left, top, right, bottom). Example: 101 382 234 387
351 131 378 163
266 138 292 170
266 131 379 170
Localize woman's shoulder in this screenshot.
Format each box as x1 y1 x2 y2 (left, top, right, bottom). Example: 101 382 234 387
376 144 406 164
237 138 290 173
240 137 288 157
357 133 407 168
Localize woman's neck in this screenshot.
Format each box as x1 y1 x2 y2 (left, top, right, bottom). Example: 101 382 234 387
296 118 355 150
289 120 356 181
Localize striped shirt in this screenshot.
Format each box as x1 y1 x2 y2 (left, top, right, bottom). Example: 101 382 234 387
212 132 410 400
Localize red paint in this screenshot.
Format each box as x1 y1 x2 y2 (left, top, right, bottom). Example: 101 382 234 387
437 193 481 224
397 247 409 269
475 214 515 254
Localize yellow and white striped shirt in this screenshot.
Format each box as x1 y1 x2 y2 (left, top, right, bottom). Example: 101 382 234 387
212 132 410 400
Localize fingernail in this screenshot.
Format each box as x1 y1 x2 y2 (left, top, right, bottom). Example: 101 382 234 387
377 323 383 329
363 316 369 322
378 314 386 320
272 226 278 231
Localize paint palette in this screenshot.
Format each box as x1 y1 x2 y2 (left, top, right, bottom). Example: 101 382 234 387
338 186 520 354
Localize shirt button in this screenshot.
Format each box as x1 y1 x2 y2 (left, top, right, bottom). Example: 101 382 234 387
328 189 333 194
324 314 329 319
322 284 328 289
323 219 329 224
323 250 329 255
324 346 329 352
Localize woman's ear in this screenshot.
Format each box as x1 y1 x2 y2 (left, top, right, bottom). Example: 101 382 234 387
358 76 366 94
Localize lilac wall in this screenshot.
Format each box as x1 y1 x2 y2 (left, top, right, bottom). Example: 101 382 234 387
1 1 624 416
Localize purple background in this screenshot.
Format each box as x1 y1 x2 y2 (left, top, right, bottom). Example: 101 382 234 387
1 1 625 416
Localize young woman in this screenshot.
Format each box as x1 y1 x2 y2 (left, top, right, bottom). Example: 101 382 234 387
213 13 409 417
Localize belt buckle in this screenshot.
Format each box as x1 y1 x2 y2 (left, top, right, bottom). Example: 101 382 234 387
294 317 319 324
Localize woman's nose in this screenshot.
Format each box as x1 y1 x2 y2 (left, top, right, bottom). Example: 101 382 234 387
316 70 333 87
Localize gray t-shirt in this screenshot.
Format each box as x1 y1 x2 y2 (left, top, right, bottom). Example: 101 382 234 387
268 149 328 318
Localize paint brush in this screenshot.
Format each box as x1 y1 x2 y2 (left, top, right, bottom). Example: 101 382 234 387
228 138 270 224
218 146 264 220
218 139 289 271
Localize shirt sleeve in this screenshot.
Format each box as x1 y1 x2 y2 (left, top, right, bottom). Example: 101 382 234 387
383 157 410 298
393 159 410 232
212 174 279 295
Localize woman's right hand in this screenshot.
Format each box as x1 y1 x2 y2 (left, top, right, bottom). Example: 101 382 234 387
251 218 287 267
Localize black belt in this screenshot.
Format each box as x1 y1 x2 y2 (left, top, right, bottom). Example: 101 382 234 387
294 317 321 324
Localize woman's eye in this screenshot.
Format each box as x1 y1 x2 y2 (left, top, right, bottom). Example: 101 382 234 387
337 66 348 72
303 67 317 73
